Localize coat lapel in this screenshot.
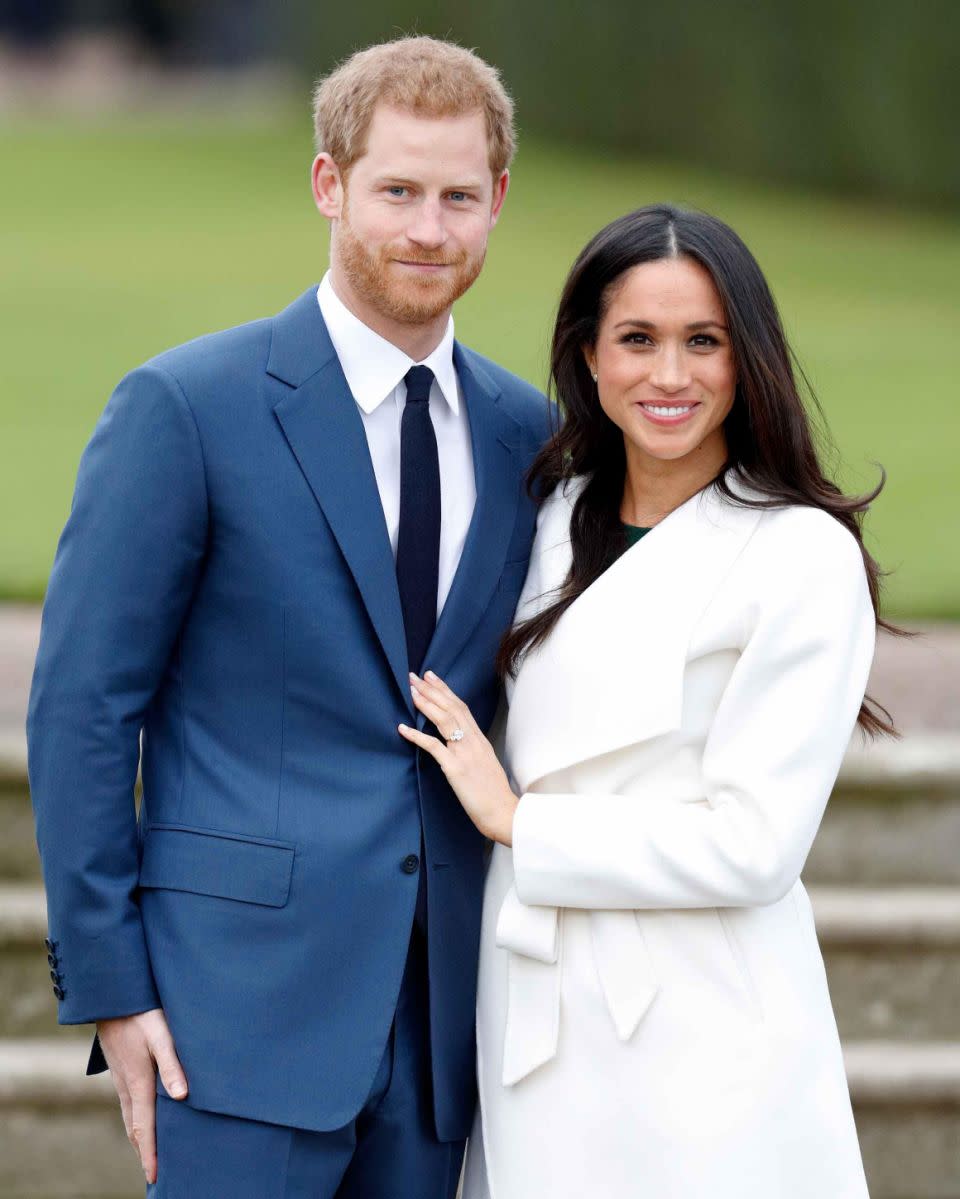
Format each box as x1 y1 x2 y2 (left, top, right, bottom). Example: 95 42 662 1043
420 345 524 680
505 477 764 791
268 288 412 713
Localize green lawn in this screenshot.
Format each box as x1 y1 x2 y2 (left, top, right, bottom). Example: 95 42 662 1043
2 117 957 617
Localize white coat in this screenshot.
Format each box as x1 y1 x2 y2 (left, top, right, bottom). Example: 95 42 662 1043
462 474 875 1199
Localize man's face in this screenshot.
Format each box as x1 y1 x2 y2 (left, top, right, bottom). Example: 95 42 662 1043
317 104 508 327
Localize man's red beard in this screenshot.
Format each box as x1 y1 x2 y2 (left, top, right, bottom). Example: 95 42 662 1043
336 208 486 326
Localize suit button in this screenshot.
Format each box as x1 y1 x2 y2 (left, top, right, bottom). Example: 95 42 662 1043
44 937 58 953
53 984 65 1000
401 854 420 874
47 953 58 968
49 969 62 984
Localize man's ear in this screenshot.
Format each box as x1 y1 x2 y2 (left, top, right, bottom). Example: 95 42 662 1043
312 154 343 220
488 169 510 227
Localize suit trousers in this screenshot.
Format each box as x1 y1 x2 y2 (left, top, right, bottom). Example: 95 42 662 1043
146 924 465 1198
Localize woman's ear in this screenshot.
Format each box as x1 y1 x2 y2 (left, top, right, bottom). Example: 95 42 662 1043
582 345 597 380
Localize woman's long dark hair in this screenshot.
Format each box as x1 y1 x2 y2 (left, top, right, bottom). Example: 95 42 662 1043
498 204 899 737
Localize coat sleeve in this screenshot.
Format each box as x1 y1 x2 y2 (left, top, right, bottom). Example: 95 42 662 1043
27 363 208 1025
511 515 876 910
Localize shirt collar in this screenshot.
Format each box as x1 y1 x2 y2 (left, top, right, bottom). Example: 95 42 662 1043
317 272 459 415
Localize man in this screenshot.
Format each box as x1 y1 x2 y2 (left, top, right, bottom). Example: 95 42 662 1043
28 36 551 1198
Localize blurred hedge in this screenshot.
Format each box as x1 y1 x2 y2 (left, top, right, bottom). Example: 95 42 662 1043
287 0 959 207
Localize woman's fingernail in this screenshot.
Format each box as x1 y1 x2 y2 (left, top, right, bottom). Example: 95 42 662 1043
399 723 408 732
425 671 437 681
170 1081 186 1098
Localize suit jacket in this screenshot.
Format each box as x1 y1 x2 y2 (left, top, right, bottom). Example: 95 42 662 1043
464 475 874 1197
27 285 552 1140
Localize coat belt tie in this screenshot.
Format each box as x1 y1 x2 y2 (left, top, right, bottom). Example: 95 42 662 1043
495 884 660 1086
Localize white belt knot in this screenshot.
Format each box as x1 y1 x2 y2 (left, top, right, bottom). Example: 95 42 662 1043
495 884 660 1086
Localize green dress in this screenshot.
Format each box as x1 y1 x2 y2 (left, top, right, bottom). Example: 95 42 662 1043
623 522 651 548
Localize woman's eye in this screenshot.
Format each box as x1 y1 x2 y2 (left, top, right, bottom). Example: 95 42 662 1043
621 333 652 346
690 334 719 347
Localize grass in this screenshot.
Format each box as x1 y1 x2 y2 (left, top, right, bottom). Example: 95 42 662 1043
2 115 958 618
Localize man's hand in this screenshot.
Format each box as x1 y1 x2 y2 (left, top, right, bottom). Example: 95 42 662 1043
96 1007 188 1185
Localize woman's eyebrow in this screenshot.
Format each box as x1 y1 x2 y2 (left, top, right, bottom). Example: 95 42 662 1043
612 318 728 331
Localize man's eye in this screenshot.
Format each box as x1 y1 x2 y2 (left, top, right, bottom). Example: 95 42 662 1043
387 186 407 197
449 191 468 202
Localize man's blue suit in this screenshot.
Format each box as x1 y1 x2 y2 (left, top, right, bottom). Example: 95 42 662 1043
27 285 551 1145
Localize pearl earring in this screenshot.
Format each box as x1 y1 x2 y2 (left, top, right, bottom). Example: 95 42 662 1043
591 372 598 382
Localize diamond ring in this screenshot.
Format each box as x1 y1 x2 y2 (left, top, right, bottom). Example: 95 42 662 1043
448 728 465 743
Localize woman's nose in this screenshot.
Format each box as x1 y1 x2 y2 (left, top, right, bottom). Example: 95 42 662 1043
649 346 690 392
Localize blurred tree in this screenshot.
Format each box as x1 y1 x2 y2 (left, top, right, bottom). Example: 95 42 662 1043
283 0 960 207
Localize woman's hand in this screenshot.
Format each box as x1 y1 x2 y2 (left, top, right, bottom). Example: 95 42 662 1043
399 671 518 846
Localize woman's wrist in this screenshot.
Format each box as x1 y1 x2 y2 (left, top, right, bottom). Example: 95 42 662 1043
485 786 519 847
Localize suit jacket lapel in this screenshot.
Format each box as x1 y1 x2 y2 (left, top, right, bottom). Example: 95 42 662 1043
505 477 764 791
268 288 412 713
420 344 524 680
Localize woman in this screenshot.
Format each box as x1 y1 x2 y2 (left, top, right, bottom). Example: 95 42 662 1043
399 205 892 1197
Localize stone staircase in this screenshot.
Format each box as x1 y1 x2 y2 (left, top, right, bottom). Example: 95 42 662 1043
2 700 959 1195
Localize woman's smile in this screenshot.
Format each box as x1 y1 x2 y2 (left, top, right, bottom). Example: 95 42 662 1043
635 400 701 425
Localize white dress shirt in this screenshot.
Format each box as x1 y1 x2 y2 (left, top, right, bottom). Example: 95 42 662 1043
317 273 476 617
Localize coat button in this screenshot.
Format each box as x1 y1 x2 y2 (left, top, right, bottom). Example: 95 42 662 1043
44 937 57 953
53 984 65 1000
401 854 420 874
49 969 62 984
47 953 58 968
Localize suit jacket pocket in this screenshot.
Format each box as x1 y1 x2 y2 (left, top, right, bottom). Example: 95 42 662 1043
139 824 295 908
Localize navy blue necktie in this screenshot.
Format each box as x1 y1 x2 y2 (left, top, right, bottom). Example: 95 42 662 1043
397 366 440 933
396 365 441 675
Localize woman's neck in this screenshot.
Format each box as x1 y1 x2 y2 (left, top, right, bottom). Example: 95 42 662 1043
620 436 728 527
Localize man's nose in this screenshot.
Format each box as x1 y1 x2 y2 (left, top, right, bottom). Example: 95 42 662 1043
406 199 449 249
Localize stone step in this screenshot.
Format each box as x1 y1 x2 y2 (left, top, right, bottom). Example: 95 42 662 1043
3 881 960 1041
4 734 960 884
844 1042 960 1199
0 1041 142 1198
0 781 40 882
0 1039 957 1198
0 730 39 879
814 887 960 1041
804 736 960 886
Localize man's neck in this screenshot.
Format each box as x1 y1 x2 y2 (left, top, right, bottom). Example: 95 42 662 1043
328 268 450 362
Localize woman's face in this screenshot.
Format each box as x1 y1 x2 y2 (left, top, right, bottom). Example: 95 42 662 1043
585 255 736 466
